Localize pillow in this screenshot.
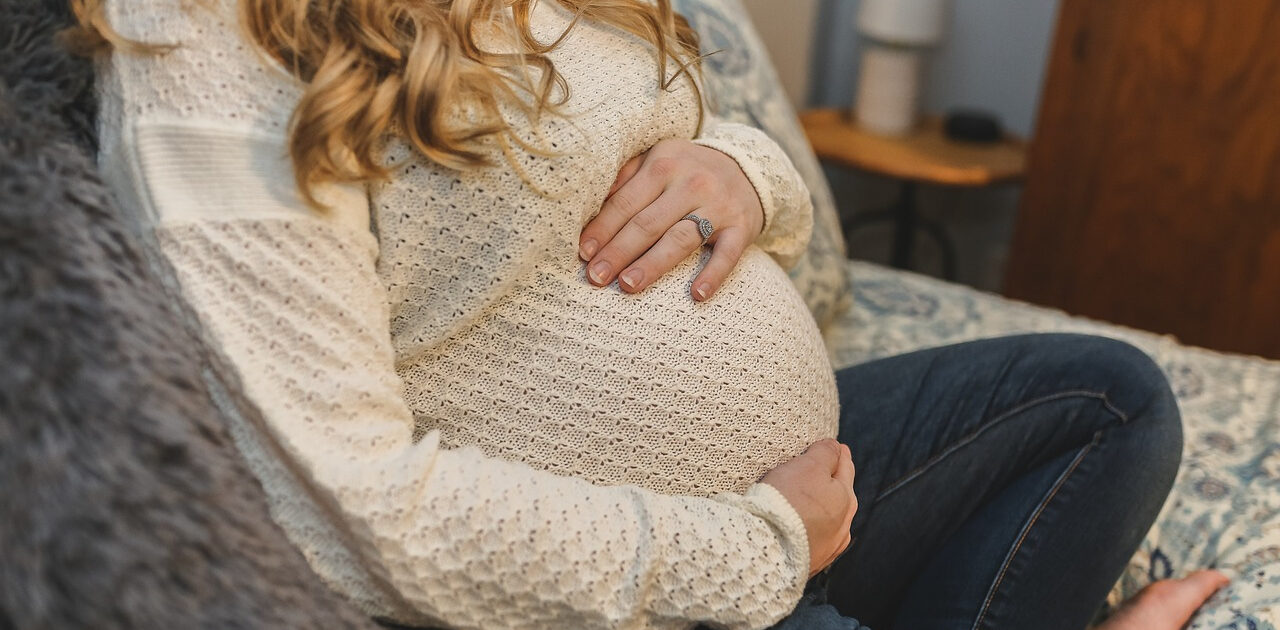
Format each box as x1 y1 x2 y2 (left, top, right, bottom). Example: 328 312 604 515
0 2 376 626
674 0 853 331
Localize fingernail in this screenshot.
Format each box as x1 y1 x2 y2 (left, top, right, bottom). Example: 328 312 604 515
588 261 611 285
693 283 710 300
579 239 597 260
620 268 643 290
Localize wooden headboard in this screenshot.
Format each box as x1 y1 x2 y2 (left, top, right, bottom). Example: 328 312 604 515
1003 0 1280 359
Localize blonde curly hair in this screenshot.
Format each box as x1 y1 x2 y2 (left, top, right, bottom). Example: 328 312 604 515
67 0 704 205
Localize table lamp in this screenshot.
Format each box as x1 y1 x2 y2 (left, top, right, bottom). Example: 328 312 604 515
854 0 951 136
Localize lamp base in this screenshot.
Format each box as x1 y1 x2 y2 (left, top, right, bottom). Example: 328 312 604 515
855 43 925 136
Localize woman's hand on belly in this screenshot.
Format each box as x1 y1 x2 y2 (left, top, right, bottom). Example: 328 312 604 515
578 138 764 301
761 439 859 577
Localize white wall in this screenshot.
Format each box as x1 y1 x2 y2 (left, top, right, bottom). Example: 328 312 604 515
740 0 819 109
808 0 1061 138
741 0 1061 136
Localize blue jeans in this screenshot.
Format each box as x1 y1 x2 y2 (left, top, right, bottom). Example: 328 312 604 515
768 333 1182 630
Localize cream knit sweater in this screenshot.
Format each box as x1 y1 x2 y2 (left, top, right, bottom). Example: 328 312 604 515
98 1 840 628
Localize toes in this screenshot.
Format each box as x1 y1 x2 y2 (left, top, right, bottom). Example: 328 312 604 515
1135 571 1229 627
1179 570 1231 599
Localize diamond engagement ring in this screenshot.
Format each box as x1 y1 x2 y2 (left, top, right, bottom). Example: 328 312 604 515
682 213 715 246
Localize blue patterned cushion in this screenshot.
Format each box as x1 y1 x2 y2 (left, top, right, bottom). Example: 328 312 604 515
674 0 852 331
828 261 1280 628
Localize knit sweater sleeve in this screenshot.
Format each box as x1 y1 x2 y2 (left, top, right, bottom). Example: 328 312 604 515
115 119 810 629
692 117 814 270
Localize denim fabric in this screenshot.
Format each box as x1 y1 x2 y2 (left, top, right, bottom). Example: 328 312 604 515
763 569 869 630
771 333 1180 630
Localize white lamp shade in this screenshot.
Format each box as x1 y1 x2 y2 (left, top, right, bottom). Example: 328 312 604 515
857 0 951 47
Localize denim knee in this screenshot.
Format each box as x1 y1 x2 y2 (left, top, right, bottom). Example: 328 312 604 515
1059 334 1183 483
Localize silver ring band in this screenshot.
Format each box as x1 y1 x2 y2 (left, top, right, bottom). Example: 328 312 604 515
682 213 714 245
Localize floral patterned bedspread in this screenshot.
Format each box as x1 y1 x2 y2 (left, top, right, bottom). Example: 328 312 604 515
828 261 1280 628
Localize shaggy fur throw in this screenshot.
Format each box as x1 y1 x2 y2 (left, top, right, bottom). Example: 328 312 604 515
0 2 377 627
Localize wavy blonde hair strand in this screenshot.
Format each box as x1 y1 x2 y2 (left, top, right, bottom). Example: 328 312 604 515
67 0 704 206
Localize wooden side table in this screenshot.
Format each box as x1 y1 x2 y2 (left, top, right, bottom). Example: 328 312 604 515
799 108 1029 279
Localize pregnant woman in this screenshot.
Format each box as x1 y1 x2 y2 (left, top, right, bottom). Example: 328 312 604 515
78 0 1224 628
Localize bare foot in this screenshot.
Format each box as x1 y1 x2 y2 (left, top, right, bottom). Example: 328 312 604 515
1096 570 1230 630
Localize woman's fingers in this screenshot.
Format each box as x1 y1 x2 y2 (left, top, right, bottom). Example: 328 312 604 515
841 497 857 534
840 486 857 535
587 190 691 286
811 484 855 577
617 218 707 293
617 216 755 297
804 439 844 472
688 226 748 301
834 446 857 529
762 439 860 578
835 444 854 480
579 154 662 261
581 139 765 294
608 153 645 197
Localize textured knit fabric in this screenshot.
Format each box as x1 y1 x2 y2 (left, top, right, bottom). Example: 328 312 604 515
97 1 836 628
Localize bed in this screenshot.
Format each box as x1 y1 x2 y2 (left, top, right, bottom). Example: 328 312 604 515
678 0 1280 625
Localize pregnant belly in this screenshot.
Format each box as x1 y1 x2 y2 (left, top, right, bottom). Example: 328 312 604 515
398 247 839 497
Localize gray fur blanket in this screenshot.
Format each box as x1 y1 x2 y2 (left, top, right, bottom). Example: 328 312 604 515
0 2 375 627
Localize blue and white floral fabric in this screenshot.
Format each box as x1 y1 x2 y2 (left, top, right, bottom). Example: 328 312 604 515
829 261 1280 628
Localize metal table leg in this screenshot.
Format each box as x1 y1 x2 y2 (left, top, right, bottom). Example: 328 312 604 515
841 181 958 281
890 182 918 270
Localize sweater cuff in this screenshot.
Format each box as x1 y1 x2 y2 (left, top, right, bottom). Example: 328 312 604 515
715 482 810 604
692 135 782 235
692 127 813 270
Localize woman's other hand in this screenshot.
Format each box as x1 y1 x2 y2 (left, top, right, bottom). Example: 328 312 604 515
1095 570 1230 630
760 439 858 577
579 138 764 301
